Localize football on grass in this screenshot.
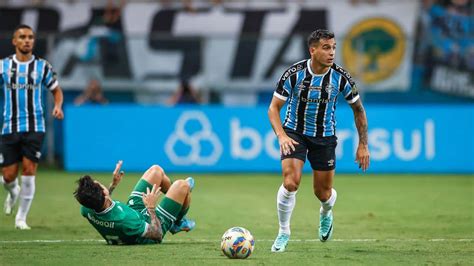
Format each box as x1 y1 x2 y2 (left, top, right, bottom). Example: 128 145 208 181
221 227 255 259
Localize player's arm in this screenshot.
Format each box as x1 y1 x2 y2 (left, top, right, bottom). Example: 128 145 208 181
108 160 124 195
268 96 299 155
51 85 64 120
350 98 370 171
142 184 163 243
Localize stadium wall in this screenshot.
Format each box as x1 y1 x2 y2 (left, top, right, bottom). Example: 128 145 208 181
64 104 474 173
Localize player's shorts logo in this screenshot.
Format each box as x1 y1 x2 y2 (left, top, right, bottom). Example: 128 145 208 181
165 111 223 165
342 17 405 84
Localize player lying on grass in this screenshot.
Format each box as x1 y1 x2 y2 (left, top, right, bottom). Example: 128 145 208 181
74 160 195 245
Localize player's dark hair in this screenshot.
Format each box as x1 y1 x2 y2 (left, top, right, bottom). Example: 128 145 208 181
74 175 105 212
13 24 34 37
307 29 335 47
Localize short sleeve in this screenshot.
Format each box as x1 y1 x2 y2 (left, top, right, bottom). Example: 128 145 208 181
42 60 59 91
273 78 291 101
342 79 360 104
80 206 88 217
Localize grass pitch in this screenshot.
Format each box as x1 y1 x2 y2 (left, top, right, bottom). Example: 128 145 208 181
0 169 472 265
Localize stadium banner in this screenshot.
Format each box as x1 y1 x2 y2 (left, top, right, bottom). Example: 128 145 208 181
64 104 474 173
329 1 419 92
0 1 416 93
414 3 474 99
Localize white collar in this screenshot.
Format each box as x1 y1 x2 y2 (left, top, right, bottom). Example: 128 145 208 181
307 59 331 77
96 200 116 215
13 54 35 64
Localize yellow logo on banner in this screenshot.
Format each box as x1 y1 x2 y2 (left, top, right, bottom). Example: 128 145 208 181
342 17 405 84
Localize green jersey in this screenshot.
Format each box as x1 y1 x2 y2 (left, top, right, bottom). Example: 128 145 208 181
81 201 156 245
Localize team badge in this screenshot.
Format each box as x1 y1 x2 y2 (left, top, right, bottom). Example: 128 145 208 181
30 71 38 81
325 84 334 94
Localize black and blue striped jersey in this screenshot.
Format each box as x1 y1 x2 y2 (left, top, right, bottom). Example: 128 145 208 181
274 59 360 137
0 55 58 134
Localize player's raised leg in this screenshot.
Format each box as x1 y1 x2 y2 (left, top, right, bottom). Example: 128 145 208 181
313 170 337 242
139 165 172 193
271 158 304 252
159 179 195 234
169 177 195 234
139 165 195 234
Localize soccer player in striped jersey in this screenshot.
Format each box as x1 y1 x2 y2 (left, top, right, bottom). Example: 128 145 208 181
0 24 64 230
268 29 370 252
74 161 196 245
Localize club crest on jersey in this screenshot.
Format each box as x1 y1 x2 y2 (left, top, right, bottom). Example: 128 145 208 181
325 84 334 94
30 71 38 81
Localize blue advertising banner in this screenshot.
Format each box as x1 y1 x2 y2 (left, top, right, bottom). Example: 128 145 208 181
64 104 474 173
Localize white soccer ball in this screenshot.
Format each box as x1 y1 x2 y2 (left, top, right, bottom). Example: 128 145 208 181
221 227 255 259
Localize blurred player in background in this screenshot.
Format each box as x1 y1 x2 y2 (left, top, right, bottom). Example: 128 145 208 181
74 161 196 245
0 24 64 230
268 29 370 252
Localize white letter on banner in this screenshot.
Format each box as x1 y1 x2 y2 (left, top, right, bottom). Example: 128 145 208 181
369 129 390 161
265 131 280 160
425 119 435 160
230 119 262 160
336 129 352 159
393 129 421 161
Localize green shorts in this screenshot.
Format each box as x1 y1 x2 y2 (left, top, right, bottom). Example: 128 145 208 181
127 179 182 236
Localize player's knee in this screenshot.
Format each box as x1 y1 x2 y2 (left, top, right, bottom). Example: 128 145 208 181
21 168 36 176
283 177 299 191
282 171 300 191
313 187 331 201
173 180 190 193
149 165 165 179
2 175 16 183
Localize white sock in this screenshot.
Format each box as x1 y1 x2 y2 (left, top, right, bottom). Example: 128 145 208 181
320 188 337 216
3 177 20 200
277 184 297 235
15 175 35 223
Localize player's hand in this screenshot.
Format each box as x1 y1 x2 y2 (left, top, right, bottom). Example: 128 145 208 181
112 160 125 185
52 106 64 120
142 184 162 209
355 144 370 172
278 134 299 156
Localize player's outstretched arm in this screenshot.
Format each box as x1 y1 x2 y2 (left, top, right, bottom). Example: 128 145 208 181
108 160 125 195
142 184 163 243
350 99 370 171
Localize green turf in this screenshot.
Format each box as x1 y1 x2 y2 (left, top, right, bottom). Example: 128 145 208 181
0 169 473 265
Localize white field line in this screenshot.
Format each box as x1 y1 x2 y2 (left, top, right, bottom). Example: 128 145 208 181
0 238 472 244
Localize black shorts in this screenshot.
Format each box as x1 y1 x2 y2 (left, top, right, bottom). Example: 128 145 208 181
281 128 337 171
0 132 45 166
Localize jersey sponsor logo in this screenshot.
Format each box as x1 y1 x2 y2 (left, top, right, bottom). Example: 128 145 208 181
342 17 405 84
281 64 303 81
87 213 115 228
300 97 334 103
6 83 36 90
